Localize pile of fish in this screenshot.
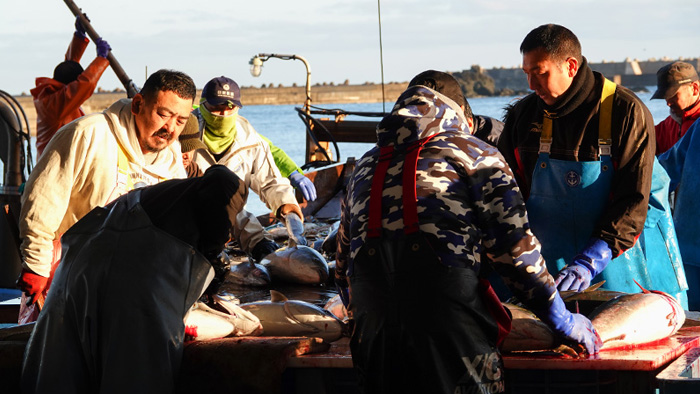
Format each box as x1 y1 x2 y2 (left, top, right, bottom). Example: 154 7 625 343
223 220 338 287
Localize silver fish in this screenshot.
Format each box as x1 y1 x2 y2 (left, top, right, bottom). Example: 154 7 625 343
261 245 329 285
501 285 686 354
226 260 272 287
240 290 346 342
284 212 307 247
501 303 557 353
589 286 685 350
184 296 263 341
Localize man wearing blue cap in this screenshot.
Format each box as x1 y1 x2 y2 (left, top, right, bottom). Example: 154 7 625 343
191 76 308 261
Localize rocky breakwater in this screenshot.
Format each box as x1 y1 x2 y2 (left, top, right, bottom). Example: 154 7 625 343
13 82 408 137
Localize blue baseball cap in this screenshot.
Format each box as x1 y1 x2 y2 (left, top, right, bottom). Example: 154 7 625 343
202 76 242 108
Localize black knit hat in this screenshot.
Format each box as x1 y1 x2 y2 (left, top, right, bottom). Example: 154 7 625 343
53 60 84 85
408 70 467 108
408 70 472 119
178 114 206 153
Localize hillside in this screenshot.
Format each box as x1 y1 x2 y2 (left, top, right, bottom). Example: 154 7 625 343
13 83 409 136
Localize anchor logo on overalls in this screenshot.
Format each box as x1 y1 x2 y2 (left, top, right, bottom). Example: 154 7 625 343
565 170 581 187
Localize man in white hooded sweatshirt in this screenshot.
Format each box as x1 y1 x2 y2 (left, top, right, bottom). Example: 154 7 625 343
16 69 195 319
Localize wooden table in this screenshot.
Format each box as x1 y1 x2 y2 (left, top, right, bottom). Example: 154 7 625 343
287 328 700 394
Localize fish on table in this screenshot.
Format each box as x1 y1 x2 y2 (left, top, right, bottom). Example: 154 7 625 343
184 294 263 341
260 245 330 285
240 290 347 342
588 284 685 350
501 283 687 355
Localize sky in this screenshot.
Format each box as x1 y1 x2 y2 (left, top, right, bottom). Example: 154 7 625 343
1 0 698 96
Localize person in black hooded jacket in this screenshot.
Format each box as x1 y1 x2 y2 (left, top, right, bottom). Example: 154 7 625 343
497 24 687 305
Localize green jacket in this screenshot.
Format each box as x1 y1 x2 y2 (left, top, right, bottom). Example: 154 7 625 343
258 134 303 178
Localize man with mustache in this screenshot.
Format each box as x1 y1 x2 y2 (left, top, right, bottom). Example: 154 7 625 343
16 69 195 322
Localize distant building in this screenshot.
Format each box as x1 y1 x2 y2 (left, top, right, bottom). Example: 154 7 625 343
484 57 700 92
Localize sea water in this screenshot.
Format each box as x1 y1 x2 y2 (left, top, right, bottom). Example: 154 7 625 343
241 88 671 215
10 89 671 215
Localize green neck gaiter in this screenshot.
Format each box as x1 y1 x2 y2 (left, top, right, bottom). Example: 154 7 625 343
200 104 238 154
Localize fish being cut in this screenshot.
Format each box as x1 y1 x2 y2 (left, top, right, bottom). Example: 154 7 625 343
260 245 329 285
588 285 685 350
501 285 686 353
240 290 347 342
501 303 557 353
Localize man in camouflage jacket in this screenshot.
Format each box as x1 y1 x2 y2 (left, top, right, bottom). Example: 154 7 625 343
335 72 600 394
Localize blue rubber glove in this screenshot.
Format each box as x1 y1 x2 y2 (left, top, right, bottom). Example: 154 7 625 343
536 293 603 356
95 38 111 59
555 239 612 292
289 171 317 201
74 14 88 39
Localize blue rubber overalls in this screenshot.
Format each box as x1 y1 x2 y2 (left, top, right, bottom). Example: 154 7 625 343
349 136 507 394
526 79 688 308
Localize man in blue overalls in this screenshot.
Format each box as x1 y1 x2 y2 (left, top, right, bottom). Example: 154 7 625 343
335 70 601 394
498 24 688 307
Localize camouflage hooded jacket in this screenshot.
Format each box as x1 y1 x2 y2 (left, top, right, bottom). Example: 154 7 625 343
336 86 560 309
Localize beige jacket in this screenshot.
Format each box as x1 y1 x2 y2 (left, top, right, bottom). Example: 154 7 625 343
192 112 298 252
20 98 186 276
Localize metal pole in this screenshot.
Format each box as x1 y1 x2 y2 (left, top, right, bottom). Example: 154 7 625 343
63 0 139 98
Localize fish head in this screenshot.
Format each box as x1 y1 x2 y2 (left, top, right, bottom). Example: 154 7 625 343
262 246 330 285
228 261 272 286
282 300 345 342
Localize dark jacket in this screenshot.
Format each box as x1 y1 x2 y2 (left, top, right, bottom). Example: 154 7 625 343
498 59 655 257
472 114 504 146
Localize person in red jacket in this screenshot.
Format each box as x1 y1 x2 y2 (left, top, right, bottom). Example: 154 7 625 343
651 61 700 156
30 15 111 157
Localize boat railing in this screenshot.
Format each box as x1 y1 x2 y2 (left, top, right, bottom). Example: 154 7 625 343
295 105 385 170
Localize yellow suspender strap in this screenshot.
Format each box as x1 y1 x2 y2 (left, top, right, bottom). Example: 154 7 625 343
539 112 554 154
598 78 616 156
539 79 616 156
116 140 134 190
